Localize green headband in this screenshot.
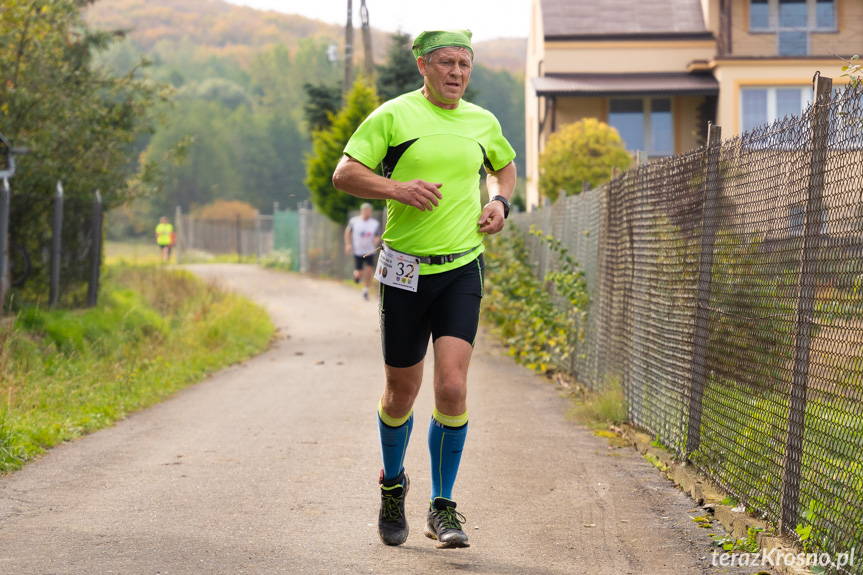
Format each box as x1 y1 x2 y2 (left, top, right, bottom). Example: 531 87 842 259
411 29 474 60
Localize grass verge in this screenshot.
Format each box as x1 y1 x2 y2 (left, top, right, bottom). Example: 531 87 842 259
566 377 629 449
0 264 274 474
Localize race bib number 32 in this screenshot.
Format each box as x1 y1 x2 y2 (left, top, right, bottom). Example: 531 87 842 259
375 246 420 292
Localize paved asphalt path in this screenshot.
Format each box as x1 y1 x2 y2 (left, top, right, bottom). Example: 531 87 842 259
0 264 771 575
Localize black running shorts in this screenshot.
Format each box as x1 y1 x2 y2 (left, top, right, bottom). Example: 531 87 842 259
354 254 375 270
379 255 484 368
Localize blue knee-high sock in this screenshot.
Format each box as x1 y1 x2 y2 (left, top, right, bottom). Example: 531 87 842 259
378 402 413 483
428 408 468 502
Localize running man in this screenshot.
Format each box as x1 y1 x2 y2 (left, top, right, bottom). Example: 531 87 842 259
155 216 174 263
344 202 381 300
332 29 516 549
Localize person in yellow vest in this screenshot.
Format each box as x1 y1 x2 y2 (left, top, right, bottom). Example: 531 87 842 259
155 216 174 262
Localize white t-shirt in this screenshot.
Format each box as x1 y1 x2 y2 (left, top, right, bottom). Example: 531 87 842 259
348 216 380 257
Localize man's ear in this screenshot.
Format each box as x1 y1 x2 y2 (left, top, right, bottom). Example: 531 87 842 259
416 57 427 77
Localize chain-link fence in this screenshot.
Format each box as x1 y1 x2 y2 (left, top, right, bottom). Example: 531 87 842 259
174 211 274 263
510 76 863 571
176 204 382 280
271 203 385 279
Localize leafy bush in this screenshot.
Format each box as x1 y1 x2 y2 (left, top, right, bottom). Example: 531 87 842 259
192 200 258 220
483 225 589 374
538 118 632 202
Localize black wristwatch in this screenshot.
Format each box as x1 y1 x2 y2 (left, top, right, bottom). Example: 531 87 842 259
490 195 510 219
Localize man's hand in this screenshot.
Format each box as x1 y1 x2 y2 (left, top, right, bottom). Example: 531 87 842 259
345 243 352 256
395 179 443 211
332 156 443 211
477 200 506 235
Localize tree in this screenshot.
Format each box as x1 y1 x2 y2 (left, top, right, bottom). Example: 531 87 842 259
302 81 342 133
376 32 421 102
305 80 380 225
143 100 241 215
538 119 632 202
0 0 166 302
192 78 252 111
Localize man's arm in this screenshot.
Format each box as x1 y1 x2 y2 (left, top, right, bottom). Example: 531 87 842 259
332 156 444 212
477 161 517 235
344 222 353 255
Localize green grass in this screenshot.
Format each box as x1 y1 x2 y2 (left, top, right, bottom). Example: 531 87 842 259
567 377 628 429
180 249 257 264
106 241 258 266
258 249 293 271
105 240 163 266
0 264 275 474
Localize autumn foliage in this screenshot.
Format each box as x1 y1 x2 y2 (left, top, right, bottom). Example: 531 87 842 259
192 200 258 221
539 119 632 202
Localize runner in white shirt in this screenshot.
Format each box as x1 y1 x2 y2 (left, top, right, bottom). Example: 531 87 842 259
344 203 381 300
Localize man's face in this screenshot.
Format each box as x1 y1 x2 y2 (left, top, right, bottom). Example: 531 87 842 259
361 206 372 219
418 47 472 108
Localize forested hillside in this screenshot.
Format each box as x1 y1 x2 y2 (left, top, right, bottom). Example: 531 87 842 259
83 0 526 235
85 0 526 72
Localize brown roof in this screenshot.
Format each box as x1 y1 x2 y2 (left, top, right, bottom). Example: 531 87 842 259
532 73 719 96
541 0 711 39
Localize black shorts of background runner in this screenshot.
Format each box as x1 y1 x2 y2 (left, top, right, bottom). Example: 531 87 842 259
379 255 484 368
354 254 375 271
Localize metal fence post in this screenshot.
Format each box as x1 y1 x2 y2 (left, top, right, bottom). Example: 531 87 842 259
778 74 832 535
686 124 722 456
299 202 308 274
174 206 183 264
49 181 64 307
87 190 103 308
594 184 611 381
254 210 261 263
629 152 649 395
236 214 242 263
0 178 9 312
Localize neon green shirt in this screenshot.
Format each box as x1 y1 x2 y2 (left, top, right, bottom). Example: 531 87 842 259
344 90 515 274
156 222 174 246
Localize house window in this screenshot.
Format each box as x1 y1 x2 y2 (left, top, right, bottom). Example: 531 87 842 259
788 205 828 237
749 0 837 56
740 86 811 131
608 98 674 156
788 205 805 238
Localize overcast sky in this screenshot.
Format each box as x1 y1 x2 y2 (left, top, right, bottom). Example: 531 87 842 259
222 0 532 42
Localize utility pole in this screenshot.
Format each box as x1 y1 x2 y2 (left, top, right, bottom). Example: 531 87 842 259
360 0 374 81
343 0 354 107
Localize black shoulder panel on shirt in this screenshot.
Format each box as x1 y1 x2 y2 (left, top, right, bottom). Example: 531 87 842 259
381 139 419 179
478 143 493 171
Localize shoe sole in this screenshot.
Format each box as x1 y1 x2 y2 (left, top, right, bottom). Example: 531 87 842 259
423 527 470 549
378 474 410 546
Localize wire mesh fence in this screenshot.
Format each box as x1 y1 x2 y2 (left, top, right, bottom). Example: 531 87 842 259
270 203 384 279
2 185 104 309
176 203 383 281
175 212 274 263
509 77 863 570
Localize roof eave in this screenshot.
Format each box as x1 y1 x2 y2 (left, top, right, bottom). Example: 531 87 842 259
544 32 715 43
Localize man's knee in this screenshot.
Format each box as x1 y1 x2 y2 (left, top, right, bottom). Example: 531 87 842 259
383 363 423 414
435 378 467 406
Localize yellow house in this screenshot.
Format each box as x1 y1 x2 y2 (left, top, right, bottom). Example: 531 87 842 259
525 0 861 209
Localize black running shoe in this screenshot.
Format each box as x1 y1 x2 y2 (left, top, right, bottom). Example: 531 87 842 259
424 497 469 549
378 470 410 546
